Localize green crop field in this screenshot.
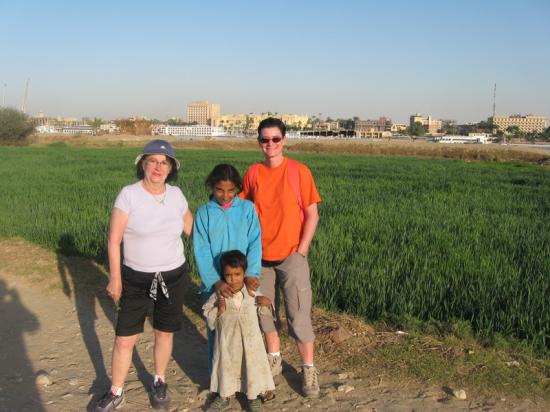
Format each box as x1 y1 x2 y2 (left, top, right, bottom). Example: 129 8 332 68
1 145 549 352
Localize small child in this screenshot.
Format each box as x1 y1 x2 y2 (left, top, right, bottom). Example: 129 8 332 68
203 250 275 412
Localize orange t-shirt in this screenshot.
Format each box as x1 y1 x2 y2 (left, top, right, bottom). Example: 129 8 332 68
240 157 321 261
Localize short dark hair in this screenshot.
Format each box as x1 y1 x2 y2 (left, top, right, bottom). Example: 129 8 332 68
258 117 286 139
136 155 178 182
205 164 242 192
220 250 248 273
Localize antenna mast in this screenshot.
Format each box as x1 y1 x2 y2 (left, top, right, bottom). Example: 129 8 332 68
492 83 496 118
21 78 30 114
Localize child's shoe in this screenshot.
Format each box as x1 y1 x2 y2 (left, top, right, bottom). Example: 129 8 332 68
248 397 262 412
207 395 230 411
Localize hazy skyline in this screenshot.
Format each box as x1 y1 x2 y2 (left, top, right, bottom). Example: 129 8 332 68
1 0 549 124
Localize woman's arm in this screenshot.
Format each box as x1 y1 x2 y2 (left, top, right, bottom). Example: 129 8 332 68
106 207 128 303
183 209 193 237
297 203 319 256
244 203 262 296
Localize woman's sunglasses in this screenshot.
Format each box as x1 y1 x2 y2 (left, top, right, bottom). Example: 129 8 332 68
259 137 283 144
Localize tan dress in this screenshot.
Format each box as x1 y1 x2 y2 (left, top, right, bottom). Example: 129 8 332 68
203 289 275 399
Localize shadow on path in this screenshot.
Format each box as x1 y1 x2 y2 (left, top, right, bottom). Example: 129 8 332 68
0 279 43 412
57 234 209 398
56 234 150 404
171 269 210 389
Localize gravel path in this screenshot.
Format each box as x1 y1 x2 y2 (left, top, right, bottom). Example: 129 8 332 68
0 240 547 411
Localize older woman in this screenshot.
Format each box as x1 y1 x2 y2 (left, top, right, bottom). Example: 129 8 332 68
94 140 193 412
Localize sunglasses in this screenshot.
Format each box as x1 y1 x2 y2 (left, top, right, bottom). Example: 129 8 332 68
259 137 283 144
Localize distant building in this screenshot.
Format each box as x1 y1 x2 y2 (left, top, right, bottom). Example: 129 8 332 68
390 123 407 133
61 125 96 135
31 112 84 128
35 124 61 133
213 113 309 135
410 113 442 134
99 123 119 134
279 114 309 129
355 117 392 138
187 101 220 125
489 114 547 133
436 135 490 144
318 120 340 131
155 124 225 137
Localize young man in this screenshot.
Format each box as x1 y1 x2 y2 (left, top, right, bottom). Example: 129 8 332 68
240 117 321 397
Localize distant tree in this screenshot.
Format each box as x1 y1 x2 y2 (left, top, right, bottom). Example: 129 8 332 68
506 125 523 140
89 117 103 128
456 123 476 135
442 123 458 135
0 107 34 145
477 120 493 133
115 118 152 135
525 132 538 143
167 118 187 126
338 118 354 129
410 121 425 137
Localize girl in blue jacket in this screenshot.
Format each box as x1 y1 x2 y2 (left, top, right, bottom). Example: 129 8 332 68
193 163 262 374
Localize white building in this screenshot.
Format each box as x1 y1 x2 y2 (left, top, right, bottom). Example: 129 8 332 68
155 124 226 137
99 123 119 133
436 135 491 144
61 126 96 135
35 125 61 134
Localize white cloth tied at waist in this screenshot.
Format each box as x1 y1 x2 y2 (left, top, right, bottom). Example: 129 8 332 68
149 272 170 302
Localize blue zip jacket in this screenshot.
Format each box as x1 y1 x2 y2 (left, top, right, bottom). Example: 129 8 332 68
193 196 262 294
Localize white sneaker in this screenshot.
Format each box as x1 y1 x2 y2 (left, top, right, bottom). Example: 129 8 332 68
267 353 282 376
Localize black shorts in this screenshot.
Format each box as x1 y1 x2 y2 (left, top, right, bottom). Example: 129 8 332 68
115 263 186 336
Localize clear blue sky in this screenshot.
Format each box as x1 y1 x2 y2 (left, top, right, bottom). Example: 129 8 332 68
1 0 549 123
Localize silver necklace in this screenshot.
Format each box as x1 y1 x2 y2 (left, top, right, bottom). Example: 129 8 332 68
143 181 167 205
152 192 166 205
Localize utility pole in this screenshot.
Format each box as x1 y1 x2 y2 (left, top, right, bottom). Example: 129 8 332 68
21 78 29 114
2 83 5 107
493 83 497 117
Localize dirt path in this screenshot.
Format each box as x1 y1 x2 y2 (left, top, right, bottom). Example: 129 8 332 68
0 240 546 411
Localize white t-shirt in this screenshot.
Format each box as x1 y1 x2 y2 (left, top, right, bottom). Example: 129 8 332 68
114 181 188 272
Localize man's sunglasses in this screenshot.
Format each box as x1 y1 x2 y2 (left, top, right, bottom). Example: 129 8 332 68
259 137 283 144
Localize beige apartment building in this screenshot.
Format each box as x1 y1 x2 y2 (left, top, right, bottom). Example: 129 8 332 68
213 113 309 133
187 101 220 125
410 113 442 134
489 115 548 133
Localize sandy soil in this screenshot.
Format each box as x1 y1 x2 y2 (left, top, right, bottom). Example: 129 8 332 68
0 239 548 411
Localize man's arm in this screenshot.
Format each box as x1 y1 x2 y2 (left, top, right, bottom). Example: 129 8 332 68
296 202 319 256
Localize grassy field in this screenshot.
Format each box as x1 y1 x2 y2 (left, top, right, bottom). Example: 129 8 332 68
1 145 549 353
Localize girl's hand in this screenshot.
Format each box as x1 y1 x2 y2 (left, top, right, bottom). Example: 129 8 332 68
217 296 226 317
106 278 122 304
244 276 260 297
215 280 234 299
256 295 272 307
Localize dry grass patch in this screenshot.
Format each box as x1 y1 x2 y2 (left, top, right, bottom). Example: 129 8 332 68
28 133 550 164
